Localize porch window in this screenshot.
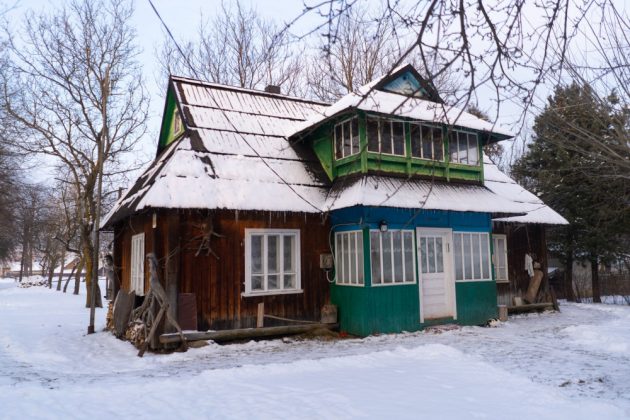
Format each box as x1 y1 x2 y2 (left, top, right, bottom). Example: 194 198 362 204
448 130 479 165
130 233 145 296
367 117 406 156
334 117 360 159
492 234 509 282
370 230 415 285
335 231 364 285
244 229 301 295
410 123 444 161
453 232 491 281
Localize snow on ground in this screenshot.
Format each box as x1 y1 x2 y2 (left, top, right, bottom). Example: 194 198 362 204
1 278 629 419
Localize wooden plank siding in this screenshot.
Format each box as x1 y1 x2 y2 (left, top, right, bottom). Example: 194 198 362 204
113 210 331 331
493 223 548 306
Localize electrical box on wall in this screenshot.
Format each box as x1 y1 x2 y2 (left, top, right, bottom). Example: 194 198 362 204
320 253 334 270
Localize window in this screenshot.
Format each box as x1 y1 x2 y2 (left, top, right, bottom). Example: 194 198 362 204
453 232 491 281
366 117 406 156
410 123 444 161
130 233 145 296
334 117 360 159
448 130 479 165
370 230 415 285
245 229 301 295
493 234 509 282
335 231 364 285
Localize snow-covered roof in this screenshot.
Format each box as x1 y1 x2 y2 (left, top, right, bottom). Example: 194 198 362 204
483 156 568 225
290 80 513 140
101 73 565 229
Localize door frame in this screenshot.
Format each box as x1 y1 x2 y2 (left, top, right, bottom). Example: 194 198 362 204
416 227 457 323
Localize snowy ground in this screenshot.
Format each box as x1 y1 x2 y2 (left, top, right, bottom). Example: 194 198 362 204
1 278 629 419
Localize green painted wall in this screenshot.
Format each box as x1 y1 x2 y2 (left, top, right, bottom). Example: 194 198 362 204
455 281 498 326
158 87 184 152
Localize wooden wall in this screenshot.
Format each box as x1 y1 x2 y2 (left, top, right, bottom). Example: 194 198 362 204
493 223 549 306
113 209 331 331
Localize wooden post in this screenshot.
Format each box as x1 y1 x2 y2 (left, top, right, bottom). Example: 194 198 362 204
257 302 264 328
165 213 181 333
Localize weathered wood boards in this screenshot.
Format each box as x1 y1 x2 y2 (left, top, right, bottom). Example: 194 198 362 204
112 290 135 337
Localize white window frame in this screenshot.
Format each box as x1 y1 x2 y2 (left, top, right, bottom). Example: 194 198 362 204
448 130 479 166
335 231 364 286
243 229 302 296
130 233 145 296
452 231 492 282
334 117 360 160
366 117 407 157
410 123 445 162
370 230 416 286
492 234 509 283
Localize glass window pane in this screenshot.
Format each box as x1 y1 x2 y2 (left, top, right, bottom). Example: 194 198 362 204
370 231 381 284
382 232 392 283
482 235 490 279
335 234 342 283
335 124 343 159
367 118 379 152
251 235 263 274
422 126 433 159
357 232 364 284
343 233 349 283
393 122 405 156
420 237 428 274
252 275 263 290
463 233 472 280
284 274 295 289
468 133 478 165
403 232 414 282
449 132 458 162
380 120 392 154
267 235 279 273
349 232 357 284
268 274 279 290
433 127 443 160
458 134 468 164
283 235 294 272
411 124 422 158
436 237 443 273
428 237 436 273
472 234 481 280
454 233 463 280
351 118 360 155
393 231 403 282
343 122 351 157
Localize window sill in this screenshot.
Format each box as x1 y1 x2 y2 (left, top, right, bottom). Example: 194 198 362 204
335 282 364 287
371 281 416 287
495 279 510 284
242 289 304 298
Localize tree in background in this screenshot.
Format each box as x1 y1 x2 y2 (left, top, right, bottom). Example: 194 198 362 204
160 1 303 95
1 0 148 307
513 83 630 302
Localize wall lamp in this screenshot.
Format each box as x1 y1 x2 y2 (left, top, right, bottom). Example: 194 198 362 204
379 220 388 233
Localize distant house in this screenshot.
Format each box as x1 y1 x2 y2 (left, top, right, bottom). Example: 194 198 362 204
102 65 567 337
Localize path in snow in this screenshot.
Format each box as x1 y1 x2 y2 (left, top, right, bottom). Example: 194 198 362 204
1 278 629 419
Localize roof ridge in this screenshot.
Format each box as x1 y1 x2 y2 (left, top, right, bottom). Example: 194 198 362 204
170 75 330 106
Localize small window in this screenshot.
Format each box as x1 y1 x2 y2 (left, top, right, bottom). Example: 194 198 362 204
335 231 364 285
493 234 509 282
334 117 360 159
130 233 145 296
370 230 415 285
449 130 479 165
366 117 406 157
410 123 444 161
453 232 491 281
245 229 301 295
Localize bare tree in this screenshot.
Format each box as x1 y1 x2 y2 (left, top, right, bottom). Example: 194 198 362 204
159 1 303 95
1 0 148 308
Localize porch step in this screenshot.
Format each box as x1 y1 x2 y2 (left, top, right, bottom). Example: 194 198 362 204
424 324 461 334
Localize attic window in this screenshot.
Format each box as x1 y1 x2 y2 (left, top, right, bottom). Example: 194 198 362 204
448 130 479 165
334 117 360 159
367 117 406 157
173 108 183 136
410 123 444 161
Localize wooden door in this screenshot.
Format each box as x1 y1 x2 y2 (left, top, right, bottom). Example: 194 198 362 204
417 228 455 321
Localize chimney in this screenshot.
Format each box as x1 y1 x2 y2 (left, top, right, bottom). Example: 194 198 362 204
264 85 281 94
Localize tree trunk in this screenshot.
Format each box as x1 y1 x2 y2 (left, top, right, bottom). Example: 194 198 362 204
564 253 576 302
56 251 65 291
591 255 601 303
63 264 77 293
73 257 83 295
83 240 102 308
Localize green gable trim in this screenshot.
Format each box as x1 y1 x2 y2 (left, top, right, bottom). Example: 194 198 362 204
157 86 185 153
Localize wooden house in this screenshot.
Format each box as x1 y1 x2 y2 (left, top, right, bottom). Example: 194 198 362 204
102 65 567 338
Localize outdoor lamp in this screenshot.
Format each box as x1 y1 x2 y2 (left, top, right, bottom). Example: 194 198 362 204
379 220 388 232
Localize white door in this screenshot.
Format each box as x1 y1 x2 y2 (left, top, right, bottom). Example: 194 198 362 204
417 228 455 321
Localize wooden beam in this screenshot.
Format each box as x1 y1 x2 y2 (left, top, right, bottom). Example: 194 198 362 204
256 302 264 328
507 303 555 314
159 323 338 344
